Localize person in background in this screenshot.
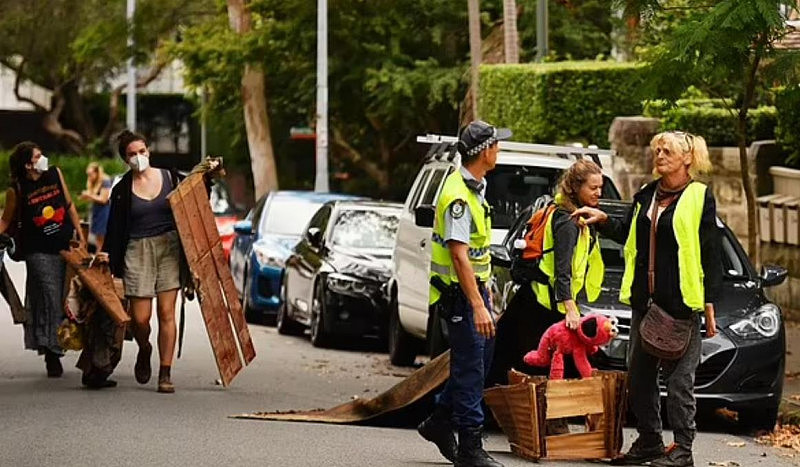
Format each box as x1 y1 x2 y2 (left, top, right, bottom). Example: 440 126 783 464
573 131 721 467
80 162 111 251
0 141 86 377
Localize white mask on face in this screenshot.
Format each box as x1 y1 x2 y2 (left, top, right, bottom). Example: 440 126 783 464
33 155 49 173
129 154 150 172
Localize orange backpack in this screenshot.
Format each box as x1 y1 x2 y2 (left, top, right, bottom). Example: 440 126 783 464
521 204 556 261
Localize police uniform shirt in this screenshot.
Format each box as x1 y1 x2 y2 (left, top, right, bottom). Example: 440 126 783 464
443 166 487 244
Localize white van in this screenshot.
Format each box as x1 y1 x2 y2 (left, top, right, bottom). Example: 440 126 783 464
388 135 621 365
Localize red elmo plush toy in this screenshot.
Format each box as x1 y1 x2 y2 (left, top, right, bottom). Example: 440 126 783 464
523 314 619 379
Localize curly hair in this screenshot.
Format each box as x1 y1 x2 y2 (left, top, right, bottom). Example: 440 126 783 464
116 130 147 161
554 159 603 213
8 141 39 185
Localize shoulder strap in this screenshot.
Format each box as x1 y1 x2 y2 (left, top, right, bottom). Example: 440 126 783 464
648 195 658 297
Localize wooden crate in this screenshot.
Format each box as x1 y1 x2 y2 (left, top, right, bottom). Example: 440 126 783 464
484 370 627 462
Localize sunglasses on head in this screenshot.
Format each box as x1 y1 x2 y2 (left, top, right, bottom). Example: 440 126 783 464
670 131 695 152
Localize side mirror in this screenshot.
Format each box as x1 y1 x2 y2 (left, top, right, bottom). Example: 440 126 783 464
761 264 788 287
233 220 253 235
490 244 512 268
415 205 435 228
307 227 323 247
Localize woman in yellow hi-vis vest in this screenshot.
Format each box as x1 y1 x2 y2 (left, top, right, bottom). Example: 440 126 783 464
489 159 605 389
574 131 722 467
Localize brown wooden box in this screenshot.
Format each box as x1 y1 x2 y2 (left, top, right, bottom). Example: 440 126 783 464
484 370 627 462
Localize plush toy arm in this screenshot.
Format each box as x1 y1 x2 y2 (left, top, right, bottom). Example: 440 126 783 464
590 345 599 355
549 350 565 380
572 347 594 379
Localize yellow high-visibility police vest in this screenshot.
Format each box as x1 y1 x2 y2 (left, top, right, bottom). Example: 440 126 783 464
531 207 604 313
429 171 492 305
619 181 707 312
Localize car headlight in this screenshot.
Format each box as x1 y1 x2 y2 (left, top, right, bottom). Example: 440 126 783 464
253 245 285 269
327 273 375 295
729 303 781 339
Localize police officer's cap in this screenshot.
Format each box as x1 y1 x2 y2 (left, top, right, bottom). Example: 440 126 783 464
458 120 512 158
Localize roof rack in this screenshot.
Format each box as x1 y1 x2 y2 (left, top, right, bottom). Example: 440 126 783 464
417 134 612 168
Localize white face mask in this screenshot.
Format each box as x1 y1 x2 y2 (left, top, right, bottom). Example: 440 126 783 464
128 154 150 172
33 155 48 173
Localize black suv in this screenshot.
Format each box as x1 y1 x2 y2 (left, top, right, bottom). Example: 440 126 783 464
490 199 788 431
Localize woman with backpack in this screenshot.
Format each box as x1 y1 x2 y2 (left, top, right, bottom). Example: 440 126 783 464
0 141 87 377
489 159 605 389
573 131 721 467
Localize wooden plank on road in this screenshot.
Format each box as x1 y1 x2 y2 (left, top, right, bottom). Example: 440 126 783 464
168 172 255 386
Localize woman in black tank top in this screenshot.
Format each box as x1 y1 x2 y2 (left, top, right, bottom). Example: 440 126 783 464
0 142 87 378
103 131 183 393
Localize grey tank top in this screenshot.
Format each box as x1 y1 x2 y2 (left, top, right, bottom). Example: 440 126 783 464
129 169 176 239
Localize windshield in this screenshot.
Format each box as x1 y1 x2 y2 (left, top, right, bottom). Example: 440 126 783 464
330 209 400 250
485 164 620 230
261 200 324 236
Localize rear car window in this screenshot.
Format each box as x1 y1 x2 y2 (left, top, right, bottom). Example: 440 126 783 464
486 165 562 230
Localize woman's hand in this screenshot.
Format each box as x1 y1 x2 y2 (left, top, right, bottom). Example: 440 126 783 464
564 299 581 330
79 190 91 201
571 206 607 226
704 304 717 338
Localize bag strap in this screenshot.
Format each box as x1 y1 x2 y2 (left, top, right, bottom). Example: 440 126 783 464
648 196 658 297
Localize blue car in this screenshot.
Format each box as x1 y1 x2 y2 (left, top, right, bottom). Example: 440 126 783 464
230 191 361 323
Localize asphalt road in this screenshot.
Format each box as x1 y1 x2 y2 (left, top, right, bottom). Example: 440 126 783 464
0 257 797 467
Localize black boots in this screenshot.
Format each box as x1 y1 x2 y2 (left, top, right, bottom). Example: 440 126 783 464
611 435 666 465
651 444 694 467
418 406 457 462
456 426 504 467
44 350 63 378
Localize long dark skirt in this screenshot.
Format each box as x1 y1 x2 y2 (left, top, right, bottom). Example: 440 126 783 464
487 283 578 386
24 253 66 356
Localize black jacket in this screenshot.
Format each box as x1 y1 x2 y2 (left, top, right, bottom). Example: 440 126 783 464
598 180 722 318
103 169 183 278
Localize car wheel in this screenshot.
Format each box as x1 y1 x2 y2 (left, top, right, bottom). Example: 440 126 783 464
427 308 449 359
310 281 333 348
388 294 418 366
277 282 304 336
242 271 261 324
738 402 779 433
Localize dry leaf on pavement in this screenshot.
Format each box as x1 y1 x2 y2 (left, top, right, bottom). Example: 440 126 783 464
726 441 746 447
709 462 740 467
757 425 800 452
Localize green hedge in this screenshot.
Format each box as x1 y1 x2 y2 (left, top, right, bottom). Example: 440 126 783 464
643 102 777 147
776 85 800 167
479 61 647 146
0 152 126 216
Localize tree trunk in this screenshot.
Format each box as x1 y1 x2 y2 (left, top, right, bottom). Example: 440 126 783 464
739 52 762 266
503 0 519 63
62 80 96 143
43 91 86 154
227 0 279 201
468 0 482 120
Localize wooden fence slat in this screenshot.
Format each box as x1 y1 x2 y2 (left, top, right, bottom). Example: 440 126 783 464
168 172 255 386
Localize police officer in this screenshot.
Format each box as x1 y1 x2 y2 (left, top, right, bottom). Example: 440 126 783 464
417 120 510 467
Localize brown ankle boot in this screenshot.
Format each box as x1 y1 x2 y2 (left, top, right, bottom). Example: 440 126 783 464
157 365 175 393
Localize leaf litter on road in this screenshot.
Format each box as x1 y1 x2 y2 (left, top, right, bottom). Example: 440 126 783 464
757 424 800 453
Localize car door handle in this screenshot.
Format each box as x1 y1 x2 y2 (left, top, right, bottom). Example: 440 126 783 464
419 239 427 248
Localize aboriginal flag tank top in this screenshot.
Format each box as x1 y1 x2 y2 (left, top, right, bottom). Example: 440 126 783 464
18 168 74 255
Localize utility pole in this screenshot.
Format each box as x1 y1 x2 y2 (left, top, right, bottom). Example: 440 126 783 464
503 0 519 64
314 0 330 192
468 0 481 120
536 0 548 62
126 0 137 131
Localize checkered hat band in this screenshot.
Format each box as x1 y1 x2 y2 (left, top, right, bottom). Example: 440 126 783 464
467 137 496 156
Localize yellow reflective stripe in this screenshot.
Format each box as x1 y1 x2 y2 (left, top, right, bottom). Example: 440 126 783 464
619 202 640 305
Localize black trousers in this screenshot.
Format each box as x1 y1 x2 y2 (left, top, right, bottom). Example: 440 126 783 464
487 283 579 386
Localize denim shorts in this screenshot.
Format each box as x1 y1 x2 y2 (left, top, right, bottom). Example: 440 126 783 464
123 230 181 298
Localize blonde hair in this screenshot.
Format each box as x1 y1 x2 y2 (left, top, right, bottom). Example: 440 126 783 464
650 131 711 178
555 159 604 213
86 162 109 194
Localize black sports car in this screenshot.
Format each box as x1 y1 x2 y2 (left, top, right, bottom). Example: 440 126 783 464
281 200 402 347
490 199 788 431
